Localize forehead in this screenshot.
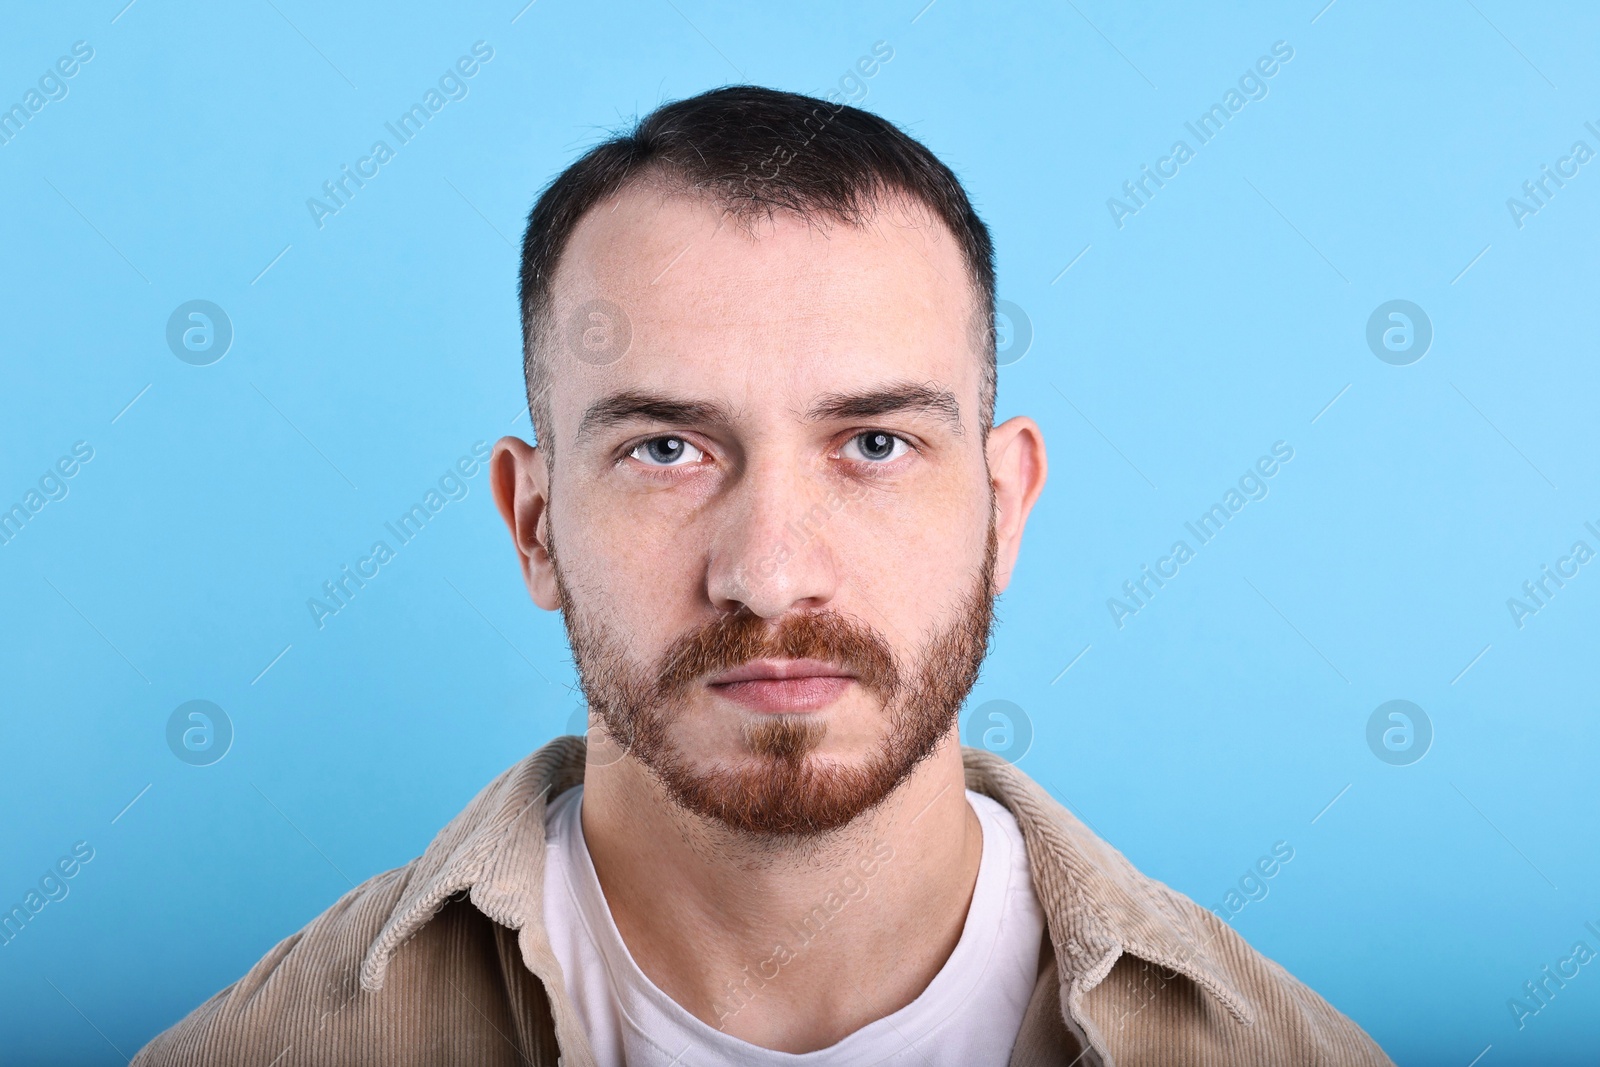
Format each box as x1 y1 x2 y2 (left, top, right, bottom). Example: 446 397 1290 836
542 183 981 435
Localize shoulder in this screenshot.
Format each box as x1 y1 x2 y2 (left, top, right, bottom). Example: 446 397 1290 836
959 748 1393 1065
130 866 543 1066
133 740 586 1066
1082 886 1394 1065
132 865 418 1064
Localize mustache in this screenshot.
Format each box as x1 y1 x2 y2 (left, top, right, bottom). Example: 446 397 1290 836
650 605 901 705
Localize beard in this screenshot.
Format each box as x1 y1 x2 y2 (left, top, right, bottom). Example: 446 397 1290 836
550 518 999 839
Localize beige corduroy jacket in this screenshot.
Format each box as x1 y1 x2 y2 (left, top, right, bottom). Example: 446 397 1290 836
132 736 1393 1066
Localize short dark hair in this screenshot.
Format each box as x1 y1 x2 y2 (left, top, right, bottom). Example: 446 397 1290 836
517 84 996 456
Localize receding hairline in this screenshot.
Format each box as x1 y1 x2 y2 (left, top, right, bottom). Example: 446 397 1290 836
527 172 993 397
518 87 999 461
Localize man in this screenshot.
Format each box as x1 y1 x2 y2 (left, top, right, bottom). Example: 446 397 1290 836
134 86 1392 1066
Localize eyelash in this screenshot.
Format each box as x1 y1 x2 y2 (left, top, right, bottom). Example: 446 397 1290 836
622 431 916 470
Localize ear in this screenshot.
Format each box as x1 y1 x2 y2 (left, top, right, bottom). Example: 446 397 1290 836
491 436 560 610
985 416 1048 594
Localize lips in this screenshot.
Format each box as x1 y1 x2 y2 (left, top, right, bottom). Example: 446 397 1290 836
706 658 857 713
707 658 856 685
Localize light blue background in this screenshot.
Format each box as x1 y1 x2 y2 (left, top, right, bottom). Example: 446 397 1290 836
2 1 1597 1063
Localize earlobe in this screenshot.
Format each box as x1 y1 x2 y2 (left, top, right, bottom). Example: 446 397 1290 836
491 436 561 611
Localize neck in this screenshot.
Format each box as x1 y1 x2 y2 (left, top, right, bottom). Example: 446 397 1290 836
579 726 983 1052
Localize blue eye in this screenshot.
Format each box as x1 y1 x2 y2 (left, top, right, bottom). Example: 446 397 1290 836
843 431 908 463
629 436 705 467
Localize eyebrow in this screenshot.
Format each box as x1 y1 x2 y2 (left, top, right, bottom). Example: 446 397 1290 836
573 380 964 444
806 381 964 433
575 391 737 444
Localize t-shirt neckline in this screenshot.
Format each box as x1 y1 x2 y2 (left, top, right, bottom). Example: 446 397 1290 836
551 784 1019 1064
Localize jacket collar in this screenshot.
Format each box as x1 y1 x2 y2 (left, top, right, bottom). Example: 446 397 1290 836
957 747 1255 1030
360 736 1253 1033
360 735 586 993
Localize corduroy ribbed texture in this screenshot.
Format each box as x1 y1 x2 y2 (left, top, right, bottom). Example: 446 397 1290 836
131 736 1394 1066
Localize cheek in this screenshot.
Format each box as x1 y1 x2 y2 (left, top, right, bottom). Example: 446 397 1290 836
832 476 989 627
554 484 704 642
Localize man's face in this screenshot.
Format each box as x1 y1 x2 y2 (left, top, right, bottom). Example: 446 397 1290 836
507 184 1022 838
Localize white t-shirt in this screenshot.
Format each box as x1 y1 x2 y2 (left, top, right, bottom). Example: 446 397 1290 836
542 784 1046 1067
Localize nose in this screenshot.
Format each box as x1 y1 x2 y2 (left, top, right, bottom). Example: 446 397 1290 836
705 461 843 619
